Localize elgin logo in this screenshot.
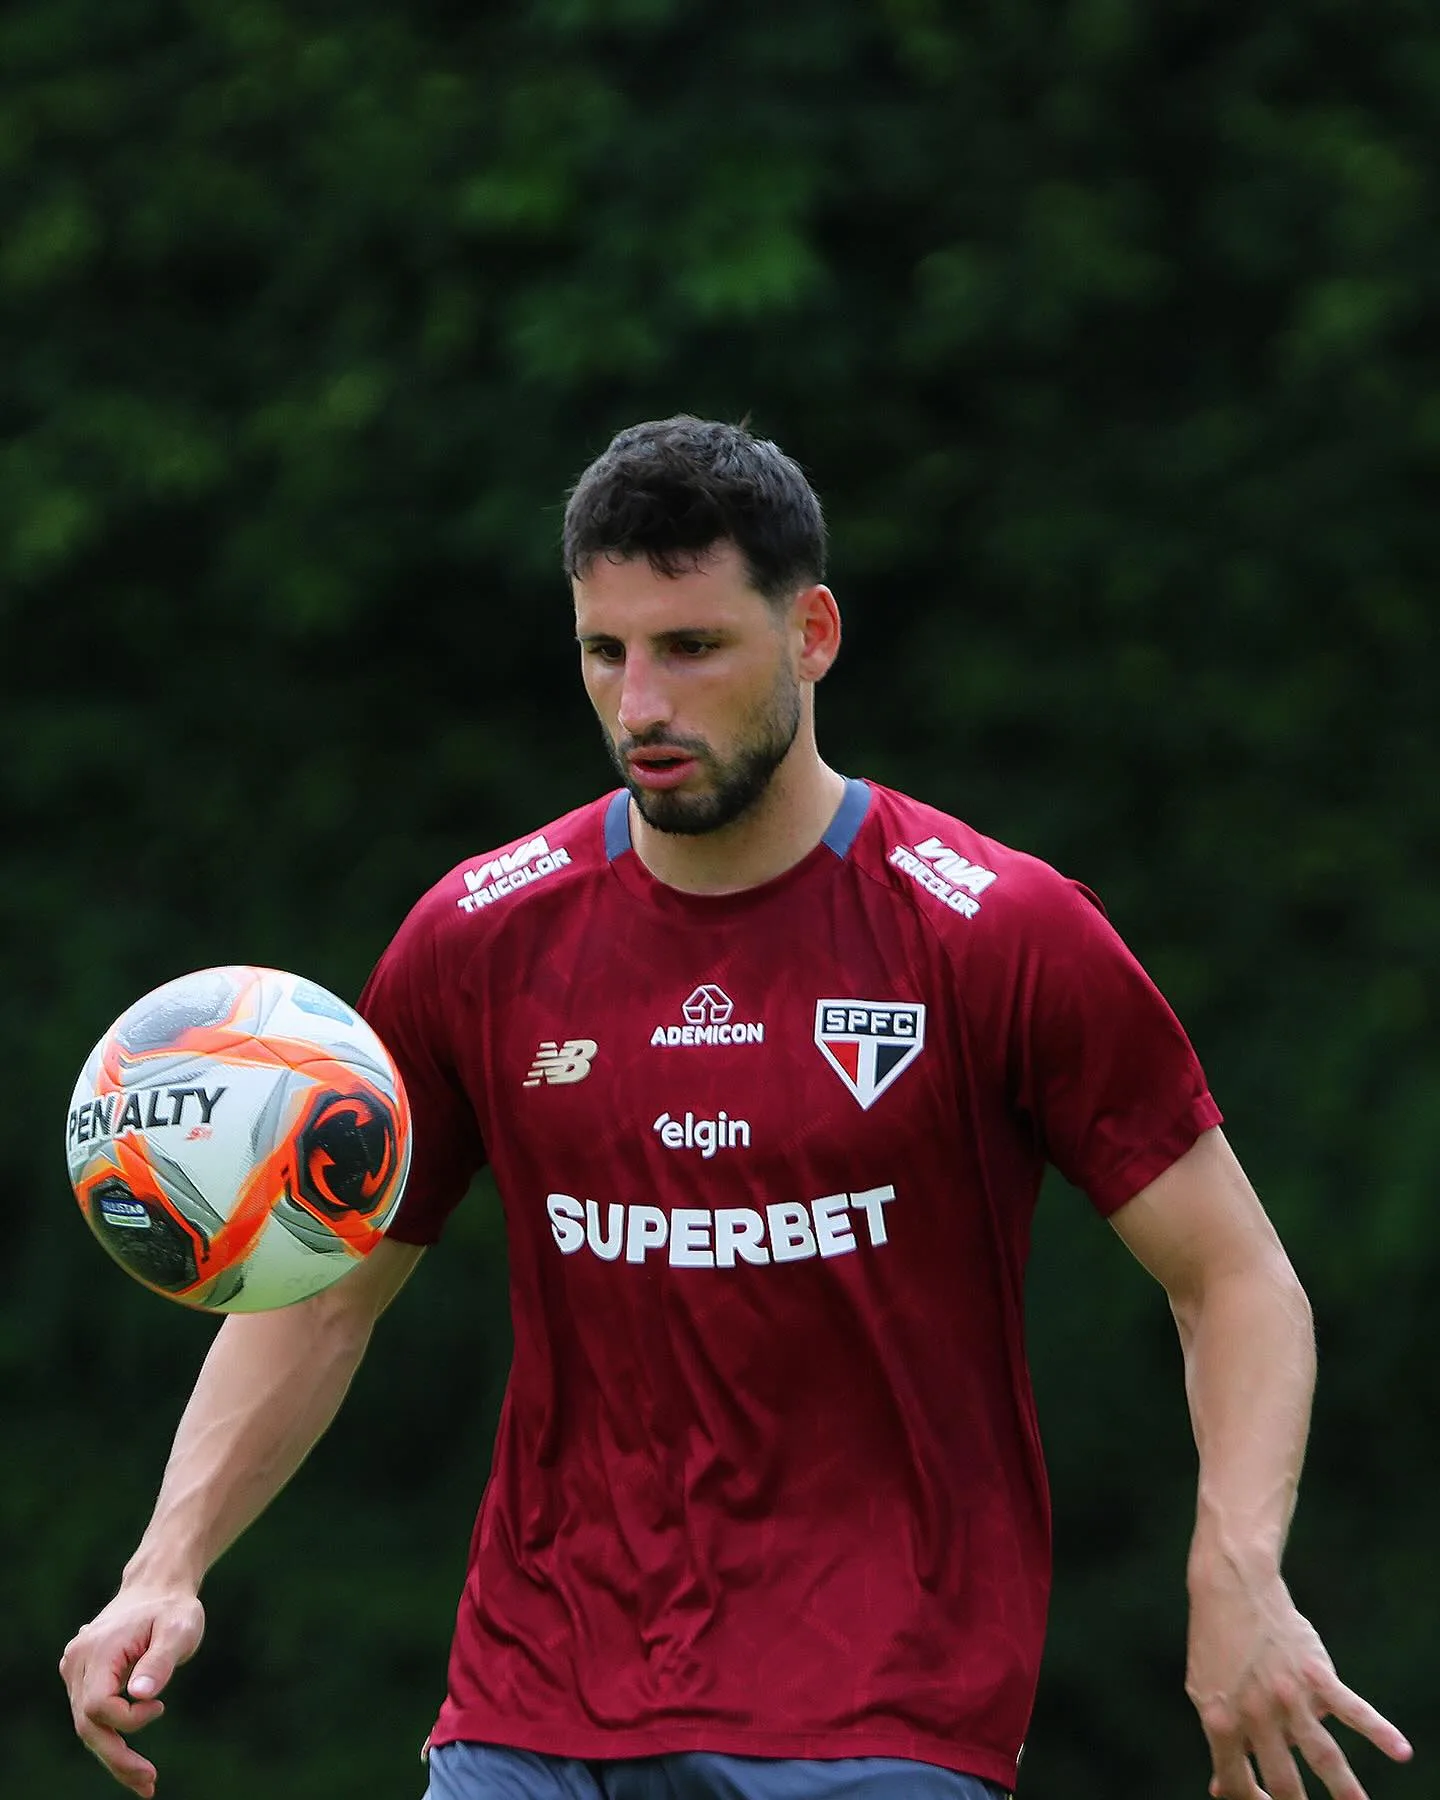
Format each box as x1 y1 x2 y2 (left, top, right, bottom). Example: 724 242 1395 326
524 1038 598 1087
652 1111 751 1159
814 1000 926 1110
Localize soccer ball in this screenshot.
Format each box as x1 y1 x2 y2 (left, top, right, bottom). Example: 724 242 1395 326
64 966 411 1313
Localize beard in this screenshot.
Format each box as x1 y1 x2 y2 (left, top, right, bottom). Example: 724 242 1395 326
604 668 803 837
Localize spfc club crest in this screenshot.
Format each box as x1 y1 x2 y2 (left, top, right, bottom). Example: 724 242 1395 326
814 1000 926 1110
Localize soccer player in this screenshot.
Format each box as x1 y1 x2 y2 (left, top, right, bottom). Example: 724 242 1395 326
62 419 1411 1800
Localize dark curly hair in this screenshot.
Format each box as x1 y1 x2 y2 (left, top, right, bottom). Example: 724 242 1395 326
563 416 827 604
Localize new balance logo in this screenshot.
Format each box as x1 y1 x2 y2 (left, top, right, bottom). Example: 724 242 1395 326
524 1038 598 1086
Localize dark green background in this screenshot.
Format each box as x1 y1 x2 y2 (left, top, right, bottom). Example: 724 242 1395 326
4 2 1433 1794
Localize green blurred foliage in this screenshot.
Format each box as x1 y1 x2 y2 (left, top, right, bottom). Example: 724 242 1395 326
3 0 1434 1793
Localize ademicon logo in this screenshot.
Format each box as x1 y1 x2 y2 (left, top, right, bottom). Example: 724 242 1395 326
650 984 764 1048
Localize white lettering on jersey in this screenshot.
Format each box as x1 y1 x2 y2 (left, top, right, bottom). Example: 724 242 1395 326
650 1022 766 1047
456 837 571 913
545 1185 898 1268
888 836 997 919
652 1111 752 1158
651 984 765 1048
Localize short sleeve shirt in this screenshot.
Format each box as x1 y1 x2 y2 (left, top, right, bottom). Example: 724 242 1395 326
358 780 1220 1791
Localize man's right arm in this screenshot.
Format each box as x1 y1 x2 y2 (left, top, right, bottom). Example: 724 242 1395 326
59 1236 425 1798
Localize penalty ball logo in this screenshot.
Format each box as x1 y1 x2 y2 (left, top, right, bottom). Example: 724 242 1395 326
296 1090 402 1219
814 1000 926 1110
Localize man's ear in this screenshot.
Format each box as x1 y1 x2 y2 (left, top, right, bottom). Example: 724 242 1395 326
792 584 842 682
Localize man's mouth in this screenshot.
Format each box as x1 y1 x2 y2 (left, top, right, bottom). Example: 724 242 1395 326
627 749 700 790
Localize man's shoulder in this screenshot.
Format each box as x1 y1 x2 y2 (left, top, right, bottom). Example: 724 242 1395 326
389 793 614 948
857 780 1092 932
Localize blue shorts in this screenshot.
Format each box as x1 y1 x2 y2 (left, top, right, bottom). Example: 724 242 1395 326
422 1741 1009 1800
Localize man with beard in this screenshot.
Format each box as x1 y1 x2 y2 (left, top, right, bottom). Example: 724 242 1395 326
62 418 1410 1800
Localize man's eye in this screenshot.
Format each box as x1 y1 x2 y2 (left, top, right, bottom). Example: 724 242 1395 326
673 640 712 657
587 643 624 663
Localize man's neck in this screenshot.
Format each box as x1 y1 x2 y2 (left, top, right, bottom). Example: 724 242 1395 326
630 755 848 896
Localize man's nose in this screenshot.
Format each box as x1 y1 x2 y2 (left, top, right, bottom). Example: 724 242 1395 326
617 655 672 739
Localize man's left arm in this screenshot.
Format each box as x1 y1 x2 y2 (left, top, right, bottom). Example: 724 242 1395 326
1111 1126 1413 1800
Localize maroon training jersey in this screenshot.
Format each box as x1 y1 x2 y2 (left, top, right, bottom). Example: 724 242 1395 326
358 779 1220 1791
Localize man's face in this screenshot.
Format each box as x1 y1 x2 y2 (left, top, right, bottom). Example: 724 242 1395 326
573 543 803 836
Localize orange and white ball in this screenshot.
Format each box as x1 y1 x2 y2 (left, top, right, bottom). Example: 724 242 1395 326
64 967 411 1312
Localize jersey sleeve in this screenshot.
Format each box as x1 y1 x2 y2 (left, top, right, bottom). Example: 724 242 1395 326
357 896 486 1245
1006 871 1222 1214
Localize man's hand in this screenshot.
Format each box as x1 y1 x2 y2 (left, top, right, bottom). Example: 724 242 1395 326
1111 1136 1413 1799
59 1587 205 1798
1186 1563 1411 1800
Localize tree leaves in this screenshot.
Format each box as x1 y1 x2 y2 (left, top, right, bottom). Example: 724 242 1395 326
6 3 1434 1792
